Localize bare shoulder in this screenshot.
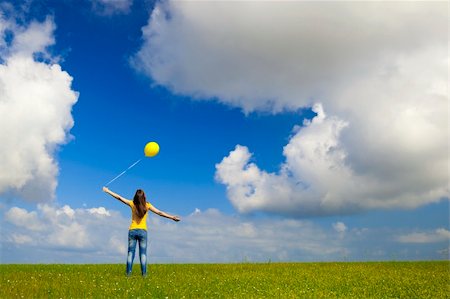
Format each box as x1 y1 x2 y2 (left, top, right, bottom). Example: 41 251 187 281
147 203 160 213
122 198 132 206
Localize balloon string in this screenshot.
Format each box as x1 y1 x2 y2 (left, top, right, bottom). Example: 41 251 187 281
105 158 142 186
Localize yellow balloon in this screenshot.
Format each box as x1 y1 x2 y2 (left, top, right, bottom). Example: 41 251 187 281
144 142 160 157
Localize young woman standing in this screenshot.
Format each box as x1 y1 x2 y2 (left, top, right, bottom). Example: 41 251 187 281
103 187 180 276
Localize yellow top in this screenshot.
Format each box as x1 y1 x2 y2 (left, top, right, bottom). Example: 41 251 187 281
129 201 152 230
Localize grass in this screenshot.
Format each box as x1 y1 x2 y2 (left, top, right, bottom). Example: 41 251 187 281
1 261 449 298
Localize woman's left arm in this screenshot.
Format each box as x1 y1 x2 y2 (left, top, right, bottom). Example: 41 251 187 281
148 205 180 222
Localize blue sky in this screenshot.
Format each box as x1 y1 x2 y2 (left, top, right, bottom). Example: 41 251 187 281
0 0 448 263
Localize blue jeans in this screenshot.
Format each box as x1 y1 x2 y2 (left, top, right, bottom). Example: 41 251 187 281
126 229 147 276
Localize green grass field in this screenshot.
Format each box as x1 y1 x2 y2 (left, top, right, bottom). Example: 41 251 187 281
1 262 448 298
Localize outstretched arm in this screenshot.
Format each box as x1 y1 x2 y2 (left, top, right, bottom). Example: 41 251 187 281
148 205 180 222
102 187 130 206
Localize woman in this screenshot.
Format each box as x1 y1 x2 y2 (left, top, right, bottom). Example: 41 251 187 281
103 187 180 276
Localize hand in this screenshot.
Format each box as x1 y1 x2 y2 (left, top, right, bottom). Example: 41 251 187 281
102 186 109 193
172 215 181 222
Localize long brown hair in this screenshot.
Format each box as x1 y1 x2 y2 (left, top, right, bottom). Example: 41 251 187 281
133 189 147 218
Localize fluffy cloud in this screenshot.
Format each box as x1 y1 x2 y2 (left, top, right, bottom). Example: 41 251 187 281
2 204 447 263
397 229 450 244
3 204 127 258
148 208 346 263
2 204 347 263
134 1 448 216
216 103 447 216
4 206 46 231
88 207 111 216
0 14 78 201
134 1 446 112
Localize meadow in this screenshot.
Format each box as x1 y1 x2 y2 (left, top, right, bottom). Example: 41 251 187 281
1 261 448 298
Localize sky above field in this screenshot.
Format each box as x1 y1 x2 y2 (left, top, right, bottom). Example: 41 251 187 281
0 0 448 263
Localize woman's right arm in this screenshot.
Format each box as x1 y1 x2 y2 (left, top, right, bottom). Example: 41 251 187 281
102 187 130 206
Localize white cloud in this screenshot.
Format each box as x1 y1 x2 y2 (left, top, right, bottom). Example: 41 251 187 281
2 204 448 262
57 205 75 218
91 0 133 15
4 206 46 231
3 204 126 255
9 17 55 59
0 12 78 201
109 235 127 255
134 1 448 216
147 208 347 263
215 103 447 216
134 1 446 112
397 228 450 244
47 221 89 249
1 204 348 263
88 207 111 217
11 233 32 244
333 222 347 234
